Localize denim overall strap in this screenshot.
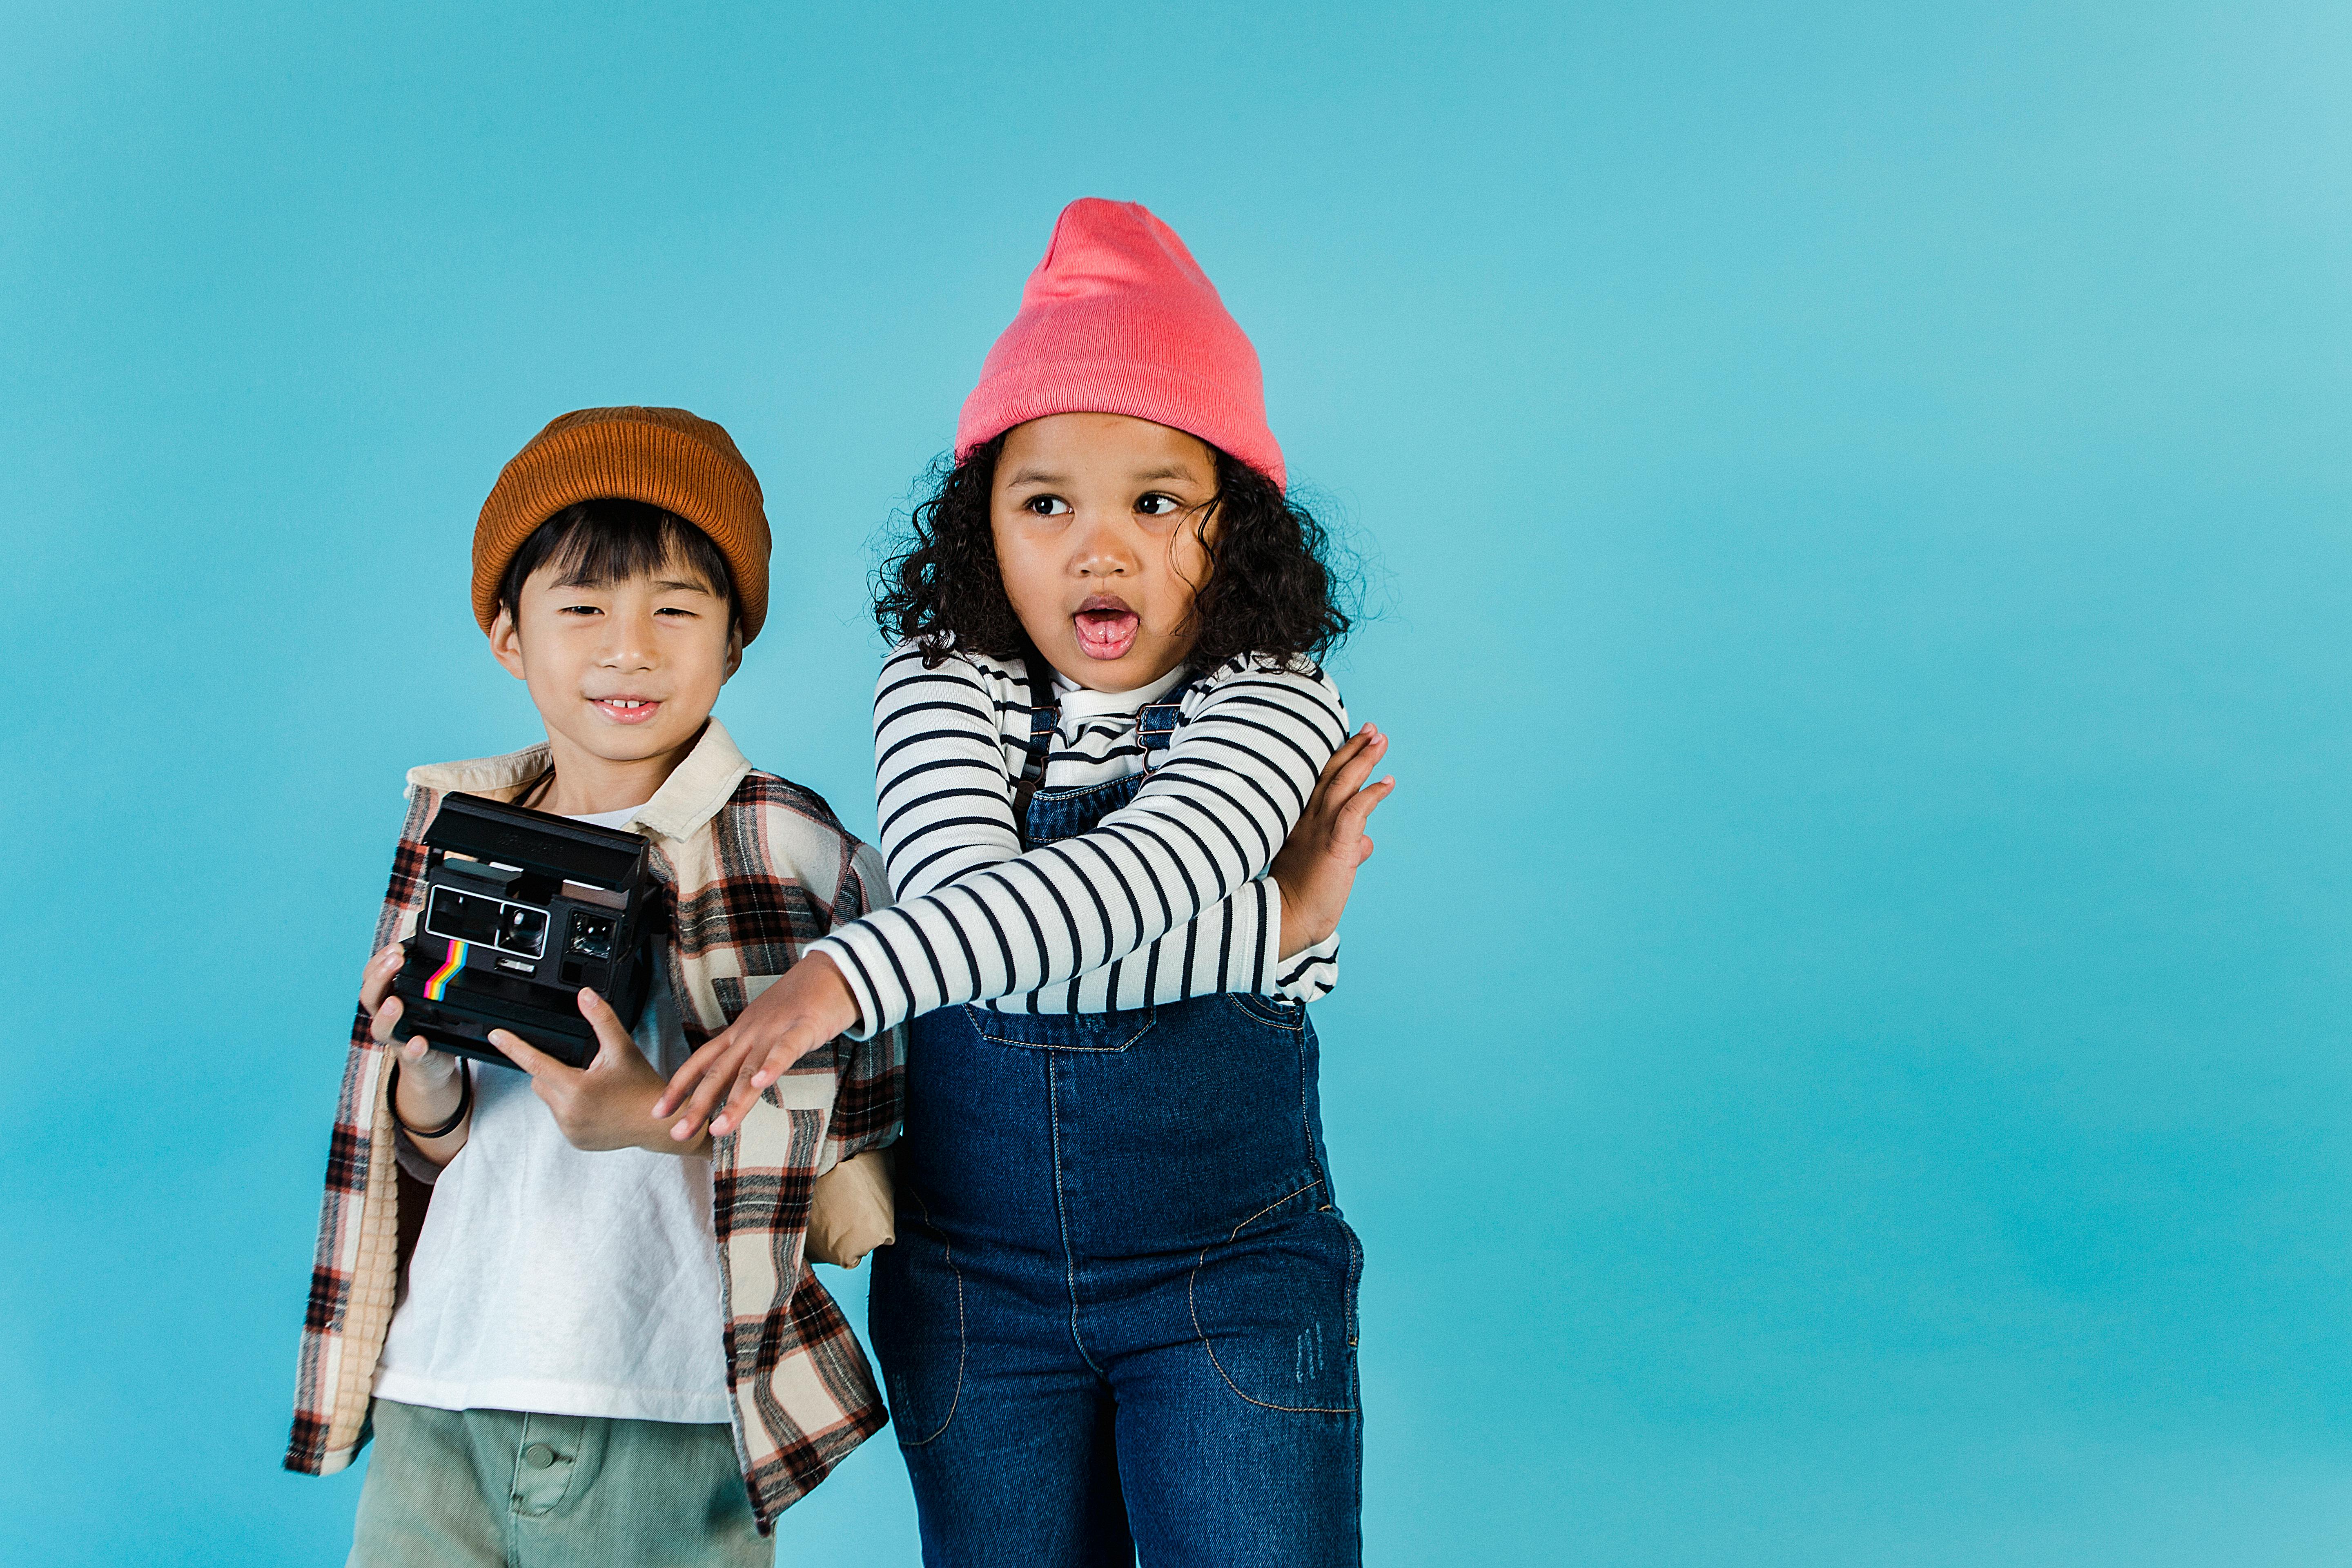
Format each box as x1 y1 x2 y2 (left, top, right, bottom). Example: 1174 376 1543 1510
1136 689 1185 753
1017 678 1194 851
1009 650 1058 826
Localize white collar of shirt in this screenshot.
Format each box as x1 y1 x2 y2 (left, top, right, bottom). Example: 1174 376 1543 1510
1050 664 1187 720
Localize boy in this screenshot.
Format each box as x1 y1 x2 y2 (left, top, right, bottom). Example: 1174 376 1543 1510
286 406 902 1564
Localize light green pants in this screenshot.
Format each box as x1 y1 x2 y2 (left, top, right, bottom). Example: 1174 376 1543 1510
348 1399 772 1568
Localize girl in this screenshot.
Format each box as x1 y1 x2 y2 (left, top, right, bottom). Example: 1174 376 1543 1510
657 199 1390 1566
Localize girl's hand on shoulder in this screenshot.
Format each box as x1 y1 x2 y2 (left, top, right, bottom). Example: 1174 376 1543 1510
651 953 861 1143
490 989 689 1155
1272 724 1396 958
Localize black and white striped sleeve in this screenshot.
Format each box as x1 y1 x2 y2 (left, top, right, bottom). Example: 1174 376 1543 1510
863 644 1025 902
808 653 1350 1037
856 645 1325 1012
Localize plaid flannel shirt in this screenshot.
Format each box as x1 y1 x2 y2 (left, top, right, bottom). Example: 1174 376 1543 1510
285 719 904 1530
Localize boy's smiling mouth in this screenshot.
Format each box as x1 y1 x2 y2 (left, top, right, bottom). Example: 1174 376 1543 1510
590 696 663 725
1072 595 1141 662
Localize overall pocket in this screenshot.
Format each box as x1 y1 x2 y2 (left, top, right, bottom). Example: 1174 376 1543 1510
1188 1191 1363 1414
867 1207 967 1446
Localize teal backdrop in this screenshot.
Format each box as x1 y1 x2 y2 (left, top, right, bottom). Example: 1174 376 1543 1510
4 2 2348 1563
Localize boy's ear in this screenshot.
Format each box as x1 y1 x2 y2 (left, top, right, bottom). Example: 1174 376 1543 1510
722 621 744 683
489 605 529 681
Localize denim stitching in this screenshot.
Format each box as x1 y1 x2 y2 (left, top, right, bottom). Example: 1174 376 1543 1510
970 1003 1156 1054
893 1185 965 1447
1223 993 1305 1032
1049 1058 1108 1379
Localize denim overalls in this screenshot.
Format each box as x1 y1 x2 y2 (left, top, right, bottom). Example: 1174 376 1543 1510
871 684 1364 1568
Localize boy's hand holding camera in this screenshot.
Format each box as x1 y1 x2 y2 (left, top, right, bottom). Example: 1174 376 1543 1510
362 941 707 1163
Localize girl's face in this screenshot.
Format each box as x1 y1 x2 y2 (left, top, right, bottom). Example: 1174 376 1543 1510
991 411 1218 693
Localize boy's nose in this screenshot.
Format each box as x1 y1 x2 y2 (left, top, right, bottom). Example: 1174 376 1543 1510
599 615 659 665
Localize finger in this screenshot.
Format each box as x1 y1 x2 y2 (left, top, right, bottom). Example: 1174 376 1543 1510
715 1040 793 1136
1307 724 1373 799
715 1028 816 1134
360 943 407 1014
749 1027 826 1091
577 987 644 1068
709 1061 768 1139
655 1033 736 1117
487 1027 555 1077
1323 730 1389 806
371 993 404 1044
1333 776 1398 837
676 1043 753 1139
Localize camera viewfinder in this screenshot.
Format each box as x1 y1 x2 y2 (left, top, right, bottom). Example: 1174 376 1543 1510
567 913 615 962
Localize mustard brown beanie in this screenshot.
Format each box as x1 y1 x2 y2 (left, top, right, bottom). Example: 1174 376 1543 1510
472 406 772 642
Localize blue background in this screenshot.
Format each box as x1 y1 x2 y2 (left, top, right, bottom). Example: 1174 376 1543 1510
4 2 2348 1562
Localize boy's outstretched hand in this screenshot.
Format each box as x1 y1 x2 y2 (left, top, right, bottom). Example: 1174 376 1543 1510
491 989 707 1156
1273 723 1396 958
651 953 860 1143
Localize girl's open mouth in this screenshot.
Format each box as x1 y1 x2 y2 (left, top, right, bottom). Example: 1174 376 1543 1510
1073 598 1140 661
592 697 662 725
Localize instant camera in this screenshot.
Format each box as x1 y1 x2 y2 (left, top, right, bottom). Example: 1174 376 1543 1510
390 793 657 1069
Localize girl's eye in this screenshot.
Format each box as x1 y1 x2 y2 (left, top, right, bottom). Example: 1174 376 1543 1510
1136 492 1181 517
1024 494 1072 517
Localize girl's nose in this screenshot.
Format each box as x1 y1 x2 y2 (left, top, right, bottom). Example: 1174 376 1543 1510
1070 514 1135 578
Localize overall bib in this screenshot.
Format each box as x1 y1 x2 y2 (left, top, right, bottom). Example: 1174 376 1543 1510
870 690 1364 1568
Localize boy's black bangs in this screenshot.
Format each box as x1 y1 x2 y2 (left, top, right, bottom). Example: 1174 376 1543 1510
500 499 738 626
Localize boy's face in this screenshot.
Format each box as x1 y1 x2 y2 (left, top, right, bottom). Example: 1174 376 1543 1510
991 412 1218 693
490 550 741 772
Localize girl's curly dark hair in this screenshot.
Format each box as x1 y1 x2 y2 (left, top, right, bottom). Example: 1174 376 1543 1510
875 434 1351 670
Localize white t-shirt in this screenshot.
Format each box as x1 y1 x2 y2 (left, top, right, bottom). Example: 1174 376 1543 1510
373 806 732 1425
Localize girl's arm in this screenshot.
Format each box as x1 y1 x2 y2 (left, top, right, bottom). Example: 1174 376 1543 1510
650 650 1374 1141
868 644 1323 1007
814 651 1349 1037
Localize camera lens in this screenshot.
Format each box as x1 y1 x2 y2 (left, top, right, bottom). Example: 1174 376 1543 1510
506 906 547 957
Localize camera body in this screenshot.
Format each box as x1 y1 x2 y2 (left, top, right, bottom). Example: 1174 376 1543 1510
390 792 657 1070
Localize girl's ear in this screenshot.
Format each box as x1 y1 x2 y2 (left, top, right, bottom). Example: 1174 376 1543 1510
489 605 528 680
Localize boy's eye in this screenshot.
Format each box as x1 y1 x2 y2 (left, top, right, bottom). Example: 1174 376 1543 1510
557 604 601 616
1136 492 1182 517
1023 495 1071 517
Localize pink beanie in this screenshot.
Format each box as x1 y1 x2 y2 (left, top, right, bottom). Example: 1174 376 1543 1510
956 198 1285 490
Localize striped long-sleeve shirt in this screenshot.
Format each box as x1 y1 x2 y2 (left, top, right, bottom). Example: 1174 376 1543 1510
808 641 1348 1035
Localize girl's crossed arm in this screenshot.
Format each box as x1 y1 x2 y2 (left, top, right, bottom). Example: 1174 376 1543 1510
654 653 1379 1139
824 650 1347 1031
871 645 1343 1007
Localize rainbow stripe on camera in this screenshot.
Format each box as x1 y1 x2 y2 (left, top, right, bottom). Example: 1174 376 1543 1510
424 939 469 1001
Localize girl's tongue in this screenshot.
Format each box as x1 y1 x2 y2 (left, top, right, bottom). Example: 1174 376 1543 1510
1074 605 1141 661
